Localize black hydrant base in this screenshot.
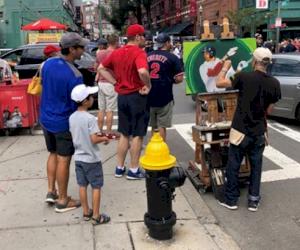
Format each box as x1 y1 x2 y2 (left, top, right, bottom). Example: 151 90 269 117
144 212 177 240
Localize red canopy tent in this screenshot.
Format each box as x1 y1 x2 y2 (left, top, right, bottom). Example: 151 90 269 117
21 18 66 31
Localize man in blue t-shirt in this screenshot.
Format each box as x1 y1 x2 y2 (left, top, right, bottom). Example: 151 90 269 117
147 33 183 141
40 32 88 213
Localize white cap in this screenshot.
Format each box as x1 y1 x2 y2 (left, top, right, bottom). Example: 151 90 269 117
253 47 272 62
71 84 98 102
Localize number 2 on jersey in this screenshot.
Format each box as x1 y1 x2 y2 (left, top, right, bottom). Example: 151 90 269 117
150 63 160 79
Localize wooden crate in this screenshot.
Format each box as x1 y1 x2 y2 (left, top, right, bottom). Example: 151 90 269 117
195 90 238 126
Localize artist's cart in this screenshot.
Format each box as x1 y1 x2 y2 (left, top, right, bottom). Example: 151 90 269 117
187 91 250 198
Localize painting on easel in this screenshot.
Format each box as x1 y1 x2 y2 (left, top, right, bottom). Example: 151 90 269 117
183 18 256 95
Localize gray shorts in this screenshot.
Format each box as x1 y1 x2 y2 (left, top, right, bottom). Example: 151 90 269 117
75 161 104 189
149 101 174 129
98 82 118 112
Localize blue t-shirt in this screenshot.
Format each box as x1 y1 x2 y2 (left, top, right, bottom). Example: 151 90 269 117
147 50 183 107
40 57 83 133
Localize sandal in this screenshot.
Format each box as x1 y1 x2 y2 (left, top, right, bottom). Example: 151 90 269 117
55 197 81 213
83 209 93 221
92 213 110 225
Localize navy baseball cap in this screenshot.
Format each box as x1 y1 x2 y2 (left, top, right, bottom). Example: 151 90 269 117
202 46 216 56
156 33 170 47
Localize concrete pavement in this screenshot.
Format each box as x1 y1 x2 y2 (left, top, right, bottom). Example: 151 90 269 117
0 134 240 250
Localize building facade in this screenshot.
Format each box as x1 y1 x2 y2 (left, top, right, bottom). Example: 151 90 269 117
0 0 80 48
81 0 116 40
149 0 238 36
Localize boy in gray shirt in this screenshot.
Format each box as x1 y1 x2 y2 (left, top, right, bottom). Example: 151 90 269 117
69 84 110 225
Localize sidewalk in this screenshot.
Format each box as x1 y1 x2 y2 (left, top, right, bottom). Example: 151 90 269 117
0 134 240 250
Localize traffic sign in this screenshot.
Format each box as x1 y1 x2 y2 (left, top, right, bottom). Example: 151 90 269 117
275 17 282 28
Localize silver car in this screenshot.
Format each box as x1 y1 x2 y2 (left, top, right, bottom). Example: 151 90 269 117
268 53 300 121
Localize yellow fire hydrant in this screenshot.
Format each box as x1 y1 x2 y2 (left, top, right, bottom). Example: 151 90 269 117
140 132 186 240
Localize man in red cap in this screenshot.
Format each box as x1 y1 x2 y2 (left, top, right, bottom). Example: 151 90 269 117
98 24 151 180
43 45 60 58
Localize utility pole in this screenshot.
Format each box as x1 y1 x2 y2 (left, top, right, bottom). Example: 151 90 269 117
98 0 102 38
275 0 281 53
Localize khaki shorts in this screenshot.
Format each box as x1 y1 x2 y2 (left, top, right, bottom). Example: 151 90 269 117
98 82 118 112
149 101 174 129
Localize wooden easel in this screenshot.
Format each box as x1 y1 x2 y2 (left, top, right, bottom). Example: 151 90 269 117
220 17 234 39
187 19 250 194
200 18 235 40
201 20 215 40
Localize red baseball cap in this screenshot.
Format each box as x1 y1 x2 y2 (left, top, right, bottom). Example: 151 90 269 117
126 24 145 37
43 45 60 57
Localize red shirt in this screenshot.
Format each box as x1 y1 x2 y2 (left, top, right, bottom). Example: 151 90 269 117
102 45 148 95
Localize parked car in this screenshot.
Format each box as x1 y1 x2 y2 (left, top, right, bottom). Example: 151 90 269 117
267 53 300 121
0 43 96 86
0 43 98 108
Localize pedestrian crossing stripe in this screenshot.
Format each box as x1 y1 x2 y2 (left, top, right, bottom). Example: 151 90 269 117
98 118 300 183
173 123 300 183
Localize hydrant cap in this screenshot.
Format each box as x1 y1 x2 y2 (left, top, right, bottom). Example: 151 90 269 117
139 132 176 170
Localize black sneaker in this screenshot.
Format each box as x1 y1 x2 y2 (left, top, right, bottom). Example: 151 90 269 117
248 200 259 212
45 192 58 204
218 200 238 210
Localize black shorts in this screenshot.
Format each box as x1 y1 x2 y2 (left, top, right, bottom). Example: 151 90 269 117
42 128 75 156
75 161 103 189
118 92 150 137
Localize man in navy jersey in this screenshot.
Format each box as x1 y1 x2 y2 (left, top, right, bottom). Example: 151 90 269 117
147 33 184 141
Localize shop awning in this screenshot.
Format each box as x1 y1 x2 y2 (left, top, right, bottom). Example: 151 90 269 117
157 21 192 35
166 21 192 35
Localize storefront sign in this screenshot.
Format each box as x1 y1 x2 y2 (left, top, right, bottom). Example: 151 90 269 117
28 33 63 44
256 0 269 9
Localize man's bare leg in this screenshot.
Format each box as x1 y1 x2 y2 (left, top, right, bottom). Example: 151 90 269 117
47 152 57 193
97 111 105 132
117 134 129 167
105 111 113 133
56 155 71 203
130 136 143 168
159 127 167 141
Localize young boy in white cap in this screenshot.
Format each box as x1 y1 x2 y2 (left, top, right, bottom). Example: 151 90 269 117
69 84 110 225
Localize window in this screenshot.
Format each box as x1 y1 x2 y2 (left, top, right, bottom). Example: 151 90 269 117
21 48 45 64
271 58 300 77
1 49 23 65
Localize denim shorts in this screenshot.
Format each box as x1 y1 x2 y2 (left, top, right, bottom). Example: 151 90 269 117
75 161 104 189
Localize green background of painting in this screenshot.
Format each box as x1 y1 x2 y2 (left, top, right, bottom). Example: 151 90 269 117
183 38 256 95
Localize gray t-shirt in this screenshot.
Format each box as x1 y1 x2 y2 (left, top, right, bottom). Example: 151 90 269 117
69 111 101 163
